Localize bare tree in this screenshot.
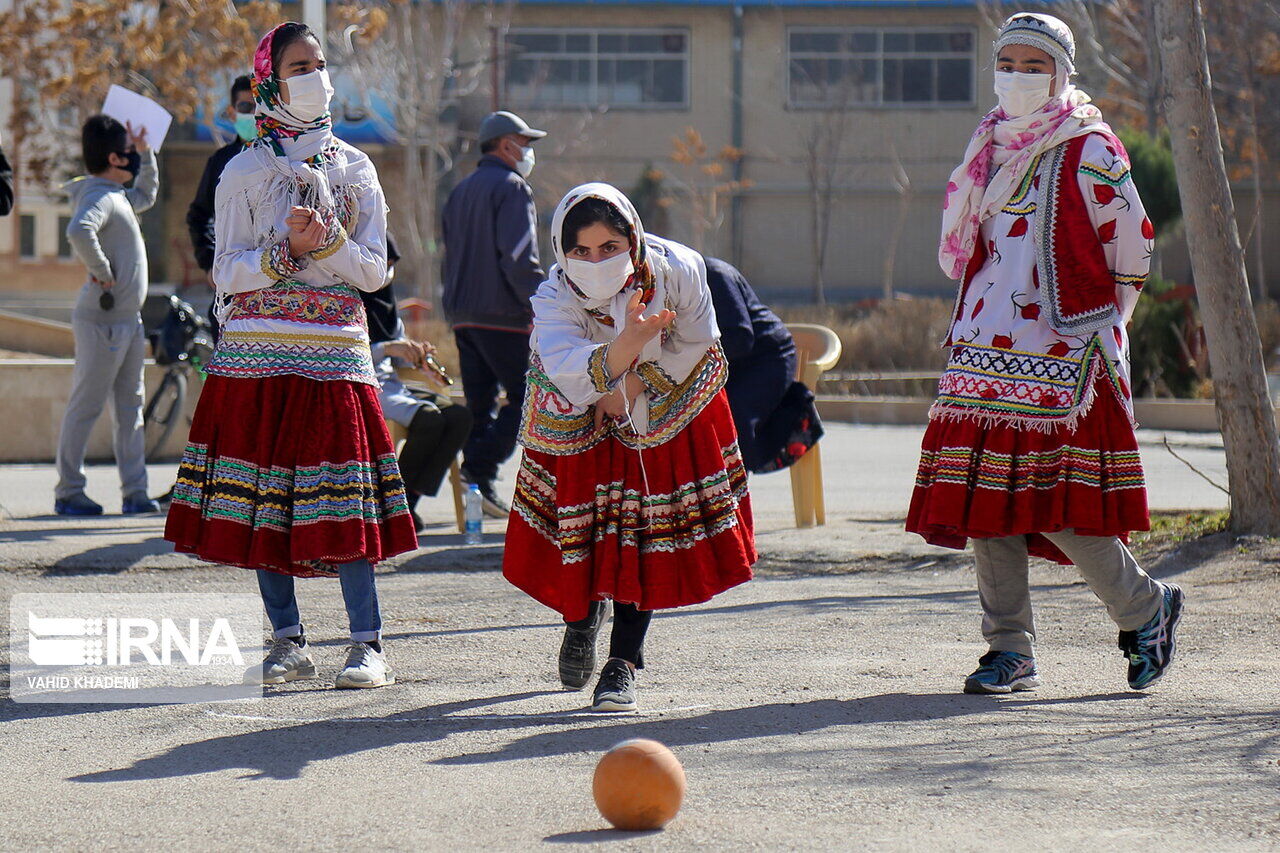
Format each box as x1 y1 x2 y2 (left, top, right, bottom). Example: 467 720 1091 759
0 0 280 186
331 1 512 306
1154 0 1280 535
663 127 750 259
881 138 913 301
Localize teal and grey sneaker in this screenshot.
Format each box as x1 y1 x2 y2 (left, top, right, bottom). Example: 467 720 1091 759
963 650 1040 694
1118 583 1184 690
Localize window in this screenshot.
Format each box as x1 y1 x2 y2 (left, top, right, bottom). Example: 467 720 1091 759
788 27 975 108
19 214 37 259
57 215 74 260
505 29 689 109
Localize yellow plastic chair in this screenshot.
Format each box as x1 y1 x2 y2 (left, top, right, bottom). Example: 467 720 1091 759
386 366 467 534
785 323 842 528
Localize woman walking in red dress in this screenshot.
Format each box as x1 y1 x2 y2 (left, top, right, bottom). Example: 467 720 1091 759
908 12 1183 694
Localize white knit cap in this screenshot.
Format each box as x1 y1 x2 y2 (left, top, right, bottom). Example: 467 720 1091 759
995 12 1075 76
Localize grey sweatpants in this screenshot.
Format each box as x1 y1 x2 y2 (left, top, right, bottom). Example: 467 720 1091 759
55 319 148 501
972 530 1164 658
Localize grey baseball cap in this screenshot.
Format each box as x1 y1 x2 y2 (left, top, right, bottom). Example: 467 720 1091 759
477 110 547 146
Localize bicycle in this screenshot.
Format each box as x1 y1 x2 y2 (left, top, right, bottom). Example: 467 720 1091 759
142 294 214 462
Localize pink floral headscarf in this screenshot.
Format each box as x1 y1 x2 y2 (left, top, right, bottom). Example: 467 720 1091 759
937 86 1109 280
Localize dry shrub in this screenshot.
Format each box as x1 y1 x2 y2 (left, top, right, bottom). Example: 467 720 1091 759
775 297 954 371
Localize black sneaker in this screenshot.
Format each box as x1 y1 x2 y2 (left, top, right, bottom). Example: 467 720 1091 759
1118 583 1184 690
461 472 510 518
559 603 608 690
591 659 637 712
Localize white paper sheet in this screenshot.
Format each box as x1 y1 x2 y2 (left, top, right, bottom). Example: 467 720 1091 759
101 85 173 152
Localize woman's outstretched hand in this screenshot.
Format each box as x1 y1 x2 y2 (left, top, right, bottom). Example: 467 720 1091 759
619 289 676 348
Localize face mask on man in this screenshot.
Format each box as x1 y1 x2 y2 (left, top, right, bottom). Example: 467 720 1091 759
566 251 634 301
118 150 141 179
515 144 536 179
234 112 258 142
280 68 334 123
994 71 1054 118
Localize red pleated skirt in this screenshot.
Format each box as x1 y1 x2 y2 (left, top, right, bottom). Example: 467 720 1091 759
906 381 1149 564
164 374 419 577
504 390 756 621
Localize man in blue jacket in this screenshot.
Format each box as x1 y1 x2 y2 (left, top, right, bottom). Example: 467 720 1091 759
441 110 546 516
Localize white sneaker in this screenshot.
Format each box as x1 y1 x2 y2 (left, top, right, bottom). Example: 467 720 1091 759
245 637 316 685
335 642 395 689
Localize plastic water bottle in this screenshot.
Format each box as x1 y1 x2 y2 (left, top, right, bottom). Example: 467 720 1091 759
464 484 483 545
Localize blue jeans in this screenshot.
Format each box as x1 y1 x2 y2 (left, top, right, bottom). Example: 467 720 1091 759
256 560 382 643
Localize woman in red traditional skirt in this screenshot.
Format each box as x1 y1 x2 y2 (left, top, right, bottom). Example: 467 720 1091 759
164 23 417 689
504 183 756 712
908 12 1183 694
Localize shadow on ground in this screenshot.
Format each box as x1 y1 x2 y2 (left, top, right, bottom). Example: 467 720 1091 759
63 689 1205 784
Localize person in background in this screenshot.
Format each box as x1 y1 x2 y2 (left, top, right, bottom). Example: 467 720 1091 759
704 257 823 474
54 115 160 517
363 238 472 532
441 110 546 518
0 128 13 216
187 74 256 342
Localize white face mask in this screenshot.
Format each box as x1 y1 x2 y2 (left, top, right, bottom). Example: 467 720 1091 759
994 71 1053 118
515 145 535 178
566 252 634 301
280 68 334 123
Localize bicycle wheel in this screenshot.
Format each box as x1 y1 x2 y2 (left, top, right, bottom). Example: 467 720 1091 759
143 369 188 462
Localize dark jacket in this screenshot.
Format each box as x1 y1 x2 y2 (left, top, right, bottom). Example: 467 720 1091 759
0 148 13 216
706 258 821 474
440 155 544 331
186 139 245 272
706 257 794 369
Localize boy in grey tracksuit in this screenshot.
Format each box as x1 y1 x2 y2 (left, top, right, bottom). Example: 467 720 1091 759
54 114 160 516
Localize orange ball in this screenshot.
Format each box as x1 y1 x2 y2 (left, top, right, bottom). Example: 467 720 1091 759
592 738 686 831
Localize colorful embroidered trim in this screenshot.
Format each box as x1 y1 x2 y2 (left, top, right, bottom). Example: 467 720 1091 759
930 338 1125 432
1000 153 1042 215
1034 142 1120 336
261 237 307 282
310 221 348 261
205 282 377 385
636 361 676 395
520 343 728 453
588 344 612 394
171 443 409 531
511 442 749 564
915 443 1146 493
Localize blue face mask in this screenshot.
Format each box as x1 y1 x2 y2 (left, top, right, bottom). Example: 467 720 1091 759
234 113 257 142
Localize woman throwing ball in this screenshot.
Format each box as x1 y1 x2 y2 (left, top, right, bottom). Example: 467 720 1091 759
504 183 756 712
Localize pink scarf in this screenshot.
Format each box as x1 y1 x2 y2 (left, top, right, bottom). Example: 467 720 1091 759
938 86 1108 280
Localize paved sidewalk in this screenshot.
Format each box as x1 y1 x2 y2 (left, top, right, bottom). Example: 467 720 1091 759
2 424 1274 851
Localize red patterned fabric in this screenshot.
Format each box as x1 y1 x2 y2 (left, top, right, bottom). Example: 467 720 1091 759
504 391 756 621
165 374 418 578
907 380 1149 564
1037 134 1123 335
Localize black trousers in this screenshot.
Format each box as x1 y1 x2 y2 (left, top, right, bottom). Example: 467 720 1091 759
398 397 472 498
567 600 653 669
454 327 530 483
